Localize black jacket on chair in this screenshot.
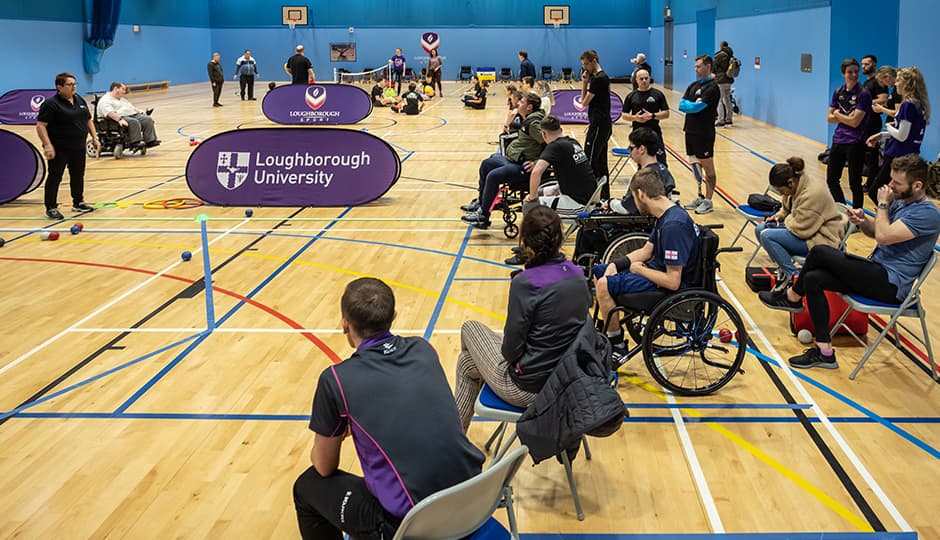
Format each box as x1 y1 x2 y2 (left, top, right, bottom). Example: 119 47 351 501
516 320 625 463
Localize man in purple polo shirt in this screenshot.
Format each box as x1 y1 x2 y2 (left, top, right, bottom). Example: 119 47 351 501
293 278 484 539
825 58 873 209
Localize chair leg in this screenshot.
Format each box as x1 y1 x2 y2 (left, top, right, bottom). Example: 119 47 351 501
502 485 520 540
484 422 506 453
829 305 853 340
917 308 938 381
849 312 904 380
493 431 519 463
560 450 585 521
729 220 750 249
744 243 762 267
581 436 592 461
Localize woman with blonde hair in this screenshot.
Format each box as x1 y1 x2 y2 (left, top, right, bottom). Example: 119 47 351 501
866 66 930 201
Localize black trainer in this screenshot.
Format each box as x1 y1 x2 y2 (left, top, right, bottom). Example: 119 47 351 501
758 288 803 312
461 209 490 229
46 207 64 220
72 202 95 212
788 347 838 369
460 199 480 212
504 253 527 265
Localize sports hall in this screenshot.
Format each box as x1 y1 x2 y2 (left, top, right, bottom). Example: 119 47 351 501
0 1 938 538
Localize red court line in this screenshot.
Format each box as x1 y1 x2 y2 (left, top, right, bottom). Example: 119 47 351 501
0 256 343 364
662 141 741 206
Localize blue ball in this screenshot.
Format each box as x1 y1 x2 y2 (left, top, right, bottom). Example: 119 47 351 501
181 250 192 262
70 225 81 235
245 208 254 217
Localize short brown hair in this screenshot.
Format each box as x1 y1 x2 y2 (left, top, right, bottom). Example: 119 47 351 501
520 206 563 266
630 167 666 198
695 54 712 66
55 72 76 88
341 278 395 338
891 153 929 186
523 92 541 111
541 115 561 132
580 49 599 63
840 58 859 74
109 81 124 91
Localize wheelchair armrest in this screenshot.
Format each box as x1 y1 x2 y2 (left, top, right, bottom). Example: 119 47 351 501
716 247 743 254
699 223 724 230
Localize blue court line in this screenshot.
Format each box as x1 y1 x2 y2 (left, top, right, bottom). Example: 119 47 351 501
10 411 939 425
112 174 185 202
747 346 940 460
424 225 473 340
0 332 205 422
113 207 353 414
199 218 216 329
400 150 414 163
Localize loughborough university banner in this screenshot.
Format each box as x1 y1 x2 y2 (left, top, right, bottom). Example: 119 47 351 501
550 89 623 124
0 129 46 204
262 84 373 125
186 128 400 207
0 90 58 125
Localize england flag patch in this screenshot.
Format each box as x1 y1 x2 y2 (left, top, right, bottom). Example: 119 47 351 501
665 249 679 261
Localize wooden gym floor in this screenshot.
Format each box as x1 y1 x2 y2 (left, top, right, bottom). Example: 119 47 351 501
0 80 937 539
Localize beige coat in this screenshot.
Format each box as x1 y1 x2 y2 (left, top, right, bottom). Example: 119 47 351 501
775 175 846 249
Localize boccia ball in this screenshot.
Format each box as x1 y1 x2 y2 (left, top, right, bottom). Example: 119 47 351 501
735 330 745 343
70 225 81 235
797 329 813 344
48 231 60 241
40 231 51 240
718 328 733 343
245 209 254 217
0 238 5 248
181 250 192 262
74 223 84 231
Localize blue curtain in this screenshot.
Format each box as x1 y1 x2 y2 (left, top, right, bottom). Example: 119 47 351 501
83 0 122 73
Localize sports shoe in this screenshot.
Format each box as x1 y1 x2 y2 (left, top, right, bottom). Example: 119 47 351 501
694 199 714 214
758 288 804 313
46 207 64 220
511 246 522 254
771 272 793 294
788 347 838 369
460 209 490 229
504 252 528 265
145 139 162 148
460 199 480 212
72 202 95 212
683 196 705 210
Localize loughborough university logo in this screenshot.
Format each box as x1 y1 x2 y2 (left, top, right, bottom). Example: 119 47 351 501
30 95 45 112
305 86 327 110
420 32 440 54
216 152 250 190
572 95 586 112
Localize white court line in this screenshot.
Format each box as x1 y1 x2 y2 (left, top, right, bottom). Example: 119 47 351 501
664 386 725 532
67 327 462 335
0 228 468 234
0 218 251 378
714 276 911 531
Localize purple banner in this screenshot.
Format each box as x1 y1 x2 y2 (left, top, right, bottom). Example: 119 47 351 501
550 89 623 124
261 84 372 125
185 128 400 207
0 129 45 204
0 89 58 125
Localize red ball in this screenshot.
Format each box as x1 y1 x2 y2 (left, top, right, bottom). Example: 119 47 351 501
48 231 60 241
735 330 745 343
718 328 732 343
74 223 83 231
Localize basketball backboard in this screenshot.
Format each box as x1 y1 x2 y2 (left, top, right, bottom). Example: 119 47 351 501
543 5 570 26
282 6 308 27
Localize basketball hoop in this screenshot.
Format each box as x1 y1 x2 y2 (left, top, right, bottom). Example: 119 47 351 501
553 21 560 29
288 20 296 30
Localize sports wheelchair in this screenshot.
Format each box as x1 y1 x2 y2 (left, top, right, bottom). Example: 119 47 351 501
574 213 747 395
86 94 148 160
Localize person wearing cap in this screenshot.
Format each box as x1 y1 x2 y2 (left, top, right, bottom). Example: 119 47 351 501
630 53 652 90
285 45 315 85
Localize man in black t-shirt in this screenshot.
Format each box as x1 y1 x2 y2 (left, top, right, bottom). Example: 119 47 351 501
391 83 424 115
622 68 670 165
370 79 394 107
580 49 612 198
523 114 596 212
861 54 888 185
285 45 315 84
679 54 720 215
293 278 484 540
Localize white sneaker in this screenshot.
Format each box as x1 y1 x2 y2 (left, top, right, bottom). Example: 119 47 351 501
683 197 705 210
694 199 714 214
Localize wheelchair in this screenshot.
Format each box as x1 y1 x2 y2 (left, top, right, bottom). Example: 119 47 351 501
575 213 747 395
86 94 147 160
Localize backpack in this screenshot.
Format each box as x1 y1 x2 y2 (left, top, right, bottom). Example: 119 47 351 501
727 56 742 78
747 193 781 213
926 160 940 199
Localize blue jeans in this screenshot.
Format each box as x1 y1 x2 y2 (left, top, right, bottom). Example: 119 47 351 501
754 222 807 277
477 153 526 218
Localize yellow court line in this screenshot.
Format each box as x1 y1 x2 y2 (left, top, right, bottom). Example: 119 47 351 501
620 373 873 532
54 238 508 323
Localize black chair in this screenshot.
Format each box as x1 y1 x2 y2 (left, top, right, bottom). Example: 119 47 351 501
560 67 574 83
458 65 473 82
499 67 513 82
540 66 554 81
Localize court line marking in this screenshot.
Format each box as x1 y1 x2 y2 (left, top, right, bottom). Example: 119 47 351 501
425 225 473 339
0 219 250 378
715 278 911 531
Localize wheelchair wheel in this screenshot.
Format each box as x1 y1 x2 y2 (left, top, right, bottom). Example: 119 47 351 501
641 289 746 396
504 223 519 238
86 139 97 157
601 232 648 264
113 143 124 160
504 210 517 224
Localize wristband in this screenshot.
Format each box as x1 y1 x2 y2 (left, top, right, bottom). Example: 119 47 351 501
878 202 889 210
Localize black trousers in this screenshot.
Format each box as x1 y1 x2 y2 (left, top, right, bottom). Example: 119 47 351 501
211 80 223 105
792 245 898 343
585 121 612 198
239 74 255 99
825 141 866 209
44 144 86 210
293 467 401 540
867 154 895 203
